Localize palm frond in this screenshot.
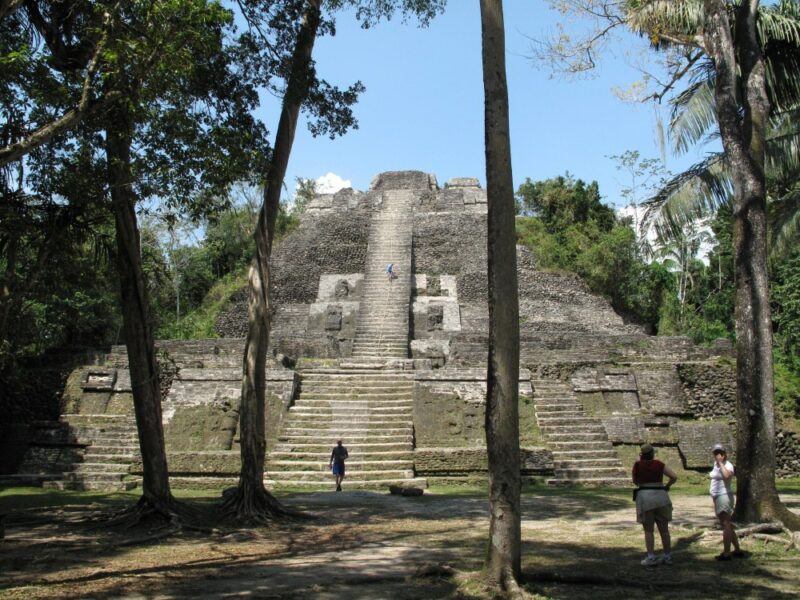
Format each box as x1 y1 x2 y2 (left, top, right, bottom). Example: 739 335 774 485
627 1 705 41
669 74 716 154
761 3 800 111
641 152 731 240
769 186 800 261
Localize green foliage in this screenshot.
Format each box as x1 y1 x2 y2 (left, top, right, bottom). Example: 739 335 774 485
155 269 246 339
515 173 615 232
516 174 669 330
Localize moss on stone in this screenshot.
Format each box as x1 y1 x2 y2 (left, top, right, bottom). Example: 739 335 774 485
105 392 134 415
62 368 87 413
519 395 543 445
164 405 236 451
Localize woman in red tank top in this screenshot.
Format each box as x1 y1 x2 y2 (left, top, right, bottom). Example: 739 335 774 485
632 444 678 567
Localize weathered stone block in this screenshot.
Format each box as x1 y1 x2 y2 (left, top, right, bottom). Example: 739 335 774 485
635 366 689 415
105 392 134 415
676 421 735 469
602 416 646 444
427 305 443 331
77 392 112 414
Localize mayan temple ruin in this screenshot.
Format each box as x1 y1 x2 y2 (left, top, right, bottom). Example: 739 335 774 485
9 169 775 492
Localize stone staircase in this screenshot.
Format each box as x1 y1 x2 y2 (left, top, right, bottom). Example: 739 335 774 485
350 189 414 361
43 414 140 491
267 368 423 489
532 379 629 487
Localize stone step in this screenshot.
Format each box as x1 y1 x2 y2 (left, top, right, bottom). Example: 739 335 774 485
535 408 586 417
278 434 413 444
554 466 628 478
546 477 630 488
267 460 413 471
301 371 414 380
85 445 139 455
71 462 131 474
300 383 414 391
351 345 409 351
554 457 625 469
87 436 139 445
548 440 615 451
169 476 241 490
551 449 620 459
62 414 136 426
44 478 139 492
536 416 598 426
282 425 412 435
289 410 412 419
269 450 413 460
540 424 607 433
273 444 412 455
295 402 414 412
81 452 137 463
542 432 609 442
267 478 421 490
297 394 414 402
56 471 138 485
289 413 412 423
268 469 414 482
286 419 413 429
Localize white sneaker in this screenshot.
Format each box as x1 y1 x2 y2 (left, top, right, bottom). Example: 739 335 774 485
641 555 659 567
660 554 672 565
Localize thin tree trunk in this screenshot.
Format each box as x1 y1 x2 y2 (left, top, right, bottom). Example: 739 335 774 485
225 0 322 523
704 0 799 529
106 104 174 514
480 0 522 592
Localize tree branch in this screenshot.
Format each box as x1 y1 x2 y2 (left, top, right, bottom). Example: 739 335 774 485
0 4 120 168
0 0 23 21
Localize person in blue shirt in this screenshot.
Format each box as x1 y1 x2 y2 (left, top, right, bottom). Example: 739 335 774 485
329 439 349 492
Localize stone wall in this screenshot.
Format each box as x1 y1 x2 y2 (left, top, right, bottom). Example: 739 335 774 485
678 361 737 419
413 369 534 447
777 431 800 477
415 447 553 481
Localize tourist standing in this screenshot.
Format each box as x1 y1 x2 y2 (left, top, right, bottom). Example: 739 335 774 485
329 439 349 492
709 443 745 560
386 263 395 280
632 443 678 566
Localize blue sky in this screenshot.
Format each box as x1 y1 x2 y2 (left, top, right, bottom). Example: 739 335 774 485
263 2 716 208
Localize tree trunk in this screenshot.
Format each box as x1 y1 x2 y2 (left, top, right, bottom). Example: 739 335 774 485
480 0 523 592
106 104 174 512
226 0 322 524
704 0 799 529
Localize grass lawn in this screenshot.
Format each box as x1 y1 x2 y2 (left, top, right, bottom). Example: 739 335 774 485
0 482 798 599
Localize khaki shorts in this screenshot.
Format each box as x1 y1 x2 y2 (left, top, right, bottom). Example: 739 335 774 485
641 504 673 526
714 493 735 516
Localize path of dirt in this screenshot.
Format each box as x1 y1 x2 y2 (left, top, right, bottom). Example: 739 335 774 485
1 490 798 599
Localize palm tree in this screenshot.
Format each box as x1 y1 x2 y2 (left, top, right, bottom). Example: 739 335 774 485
627 0 800 528
639 1 800 260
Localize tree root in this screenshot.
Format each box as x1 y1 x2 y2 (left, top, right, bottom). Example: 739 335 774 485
103 494 195 530
502 565 529 600
219 484 311 527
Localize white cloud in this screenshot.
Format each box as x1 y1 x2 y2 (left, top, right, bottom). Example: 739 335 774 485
314 172 352 194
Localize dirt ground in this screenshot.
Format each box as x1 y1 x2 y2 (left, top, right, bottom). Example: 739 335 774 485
0 488 798 599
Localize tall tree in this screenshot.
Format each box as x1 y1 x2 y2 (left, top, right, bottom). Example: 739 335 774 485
480 0 522 595
3 0 273 519
223 0 445 523
702 0 798 527
536 0 800 529
223 0 324 523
